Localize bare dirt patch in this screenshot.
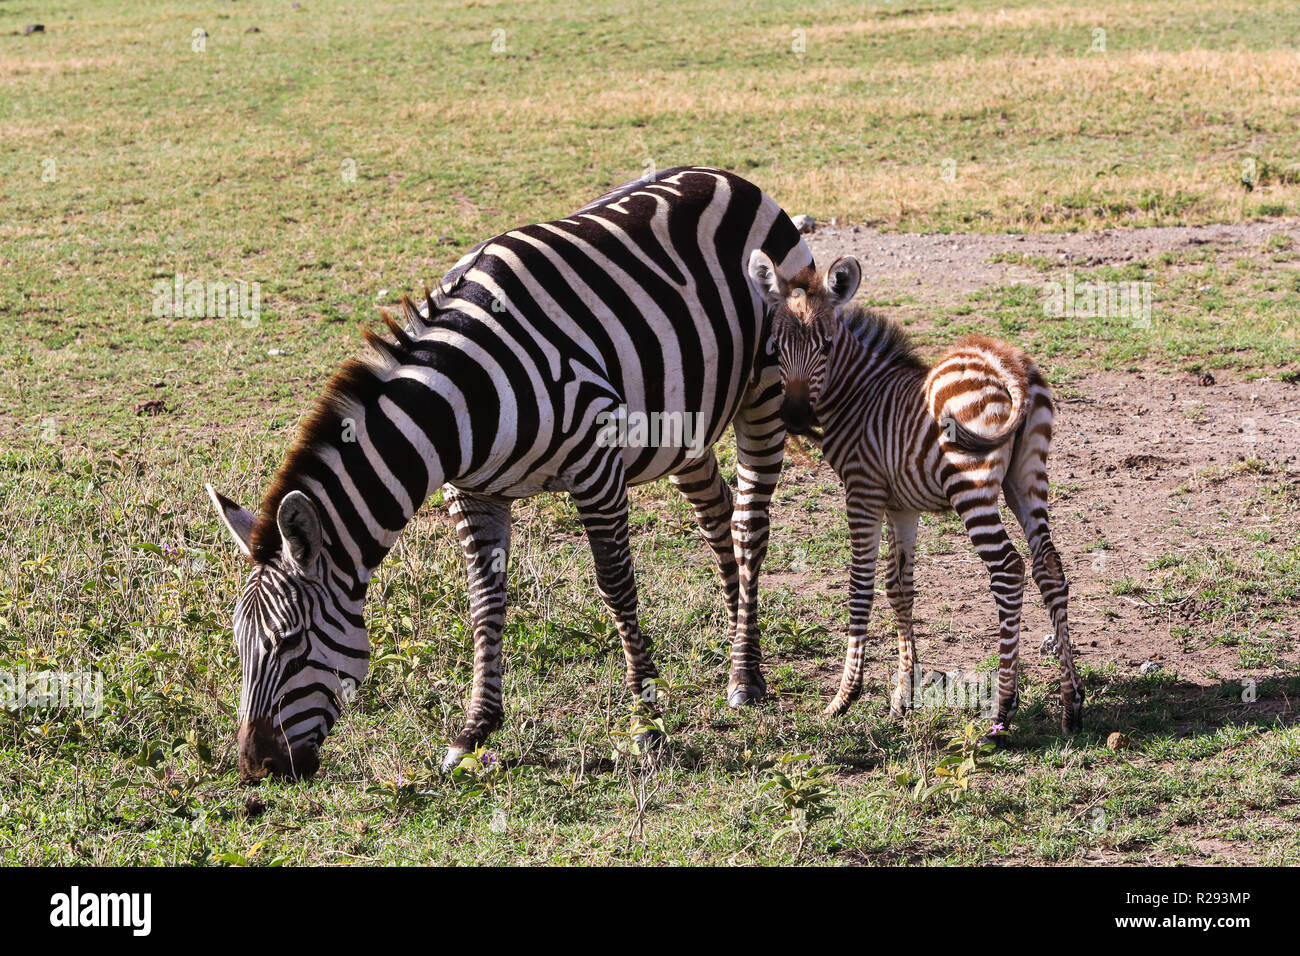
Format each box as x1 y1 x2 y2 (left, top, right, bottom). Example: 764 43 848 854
805 218 1300 308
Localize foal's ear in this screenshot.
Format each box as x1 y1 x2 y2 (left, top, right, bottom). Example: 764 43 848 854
747 249 790 306
206 484 254 557
824 256 862 307
277 491 323 573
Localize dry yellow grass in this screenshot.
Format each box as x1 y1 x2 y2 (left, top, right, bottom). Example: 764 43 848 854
389 44 1300 228
5 0 1296 231
0 56 128 78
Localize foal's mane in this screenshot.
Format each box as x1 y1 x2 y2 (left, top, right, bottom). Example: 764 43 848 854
839 304 927 371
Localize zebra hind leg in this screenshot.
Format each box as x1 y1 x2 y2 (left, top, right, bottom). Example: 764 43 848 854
442 490 513 773
571 458 662 746
1004 478 1083 733
952 488 1025 745
669 450 740 653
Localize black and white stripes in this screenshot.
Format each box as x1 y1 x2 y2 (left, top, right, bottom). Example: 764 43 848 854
208 166 812 779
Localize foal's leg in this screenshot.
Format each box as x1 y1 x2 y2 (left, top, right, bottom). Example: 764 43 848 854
669 450 740 649
883 509 921 717
825 484 887 716
1004 477 1083 732
442 489 513 772
950 479 1025 738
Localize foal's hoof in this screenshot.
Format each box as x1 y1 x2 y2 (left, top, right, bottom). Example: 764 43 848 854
727 684 765 708
823 698 850 719
439 746 468 775
888 689 911 720
1062 698 1085 733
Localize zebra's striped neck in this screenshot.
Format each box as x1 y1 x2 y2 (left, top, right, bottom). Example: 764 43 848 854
251 311 477 584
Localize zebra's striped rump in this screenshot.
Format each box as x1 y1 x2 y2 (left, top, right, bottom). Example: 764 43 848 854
925 335 1029 454
764 271 1084 740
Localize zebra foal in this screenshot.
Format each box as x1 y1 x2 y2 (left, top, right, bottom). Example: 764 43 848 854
748 251 1083 739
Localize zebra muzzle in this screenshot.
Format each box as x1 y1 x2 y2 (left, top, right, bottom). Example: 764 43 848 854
238 718 319 783
774 385 816 437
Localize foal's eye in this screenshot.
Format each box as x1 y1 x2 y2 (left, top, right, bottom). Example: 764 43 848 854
819 339 832 356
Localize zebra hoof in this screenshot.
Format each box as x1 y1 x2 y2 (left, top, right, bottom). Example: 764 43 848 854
888 690 910 720
822 699 848 719
632 725 665 756
439 746 468 774
727 685 764 708
1062 700 1084 733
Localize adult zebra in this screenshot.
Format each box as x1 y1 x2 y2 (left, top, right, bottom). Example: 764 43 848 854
207 166 812 781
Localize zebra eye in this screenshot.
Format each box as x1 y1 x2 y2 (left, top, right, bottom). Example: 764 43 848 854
819 338 832 356
277 628 304 649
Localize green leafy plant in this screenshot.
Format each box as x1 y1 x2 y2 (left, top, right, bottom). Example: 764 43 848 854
757 753 836 851
210 840 289 867
449 747 506 800
365 768 439 812
900 722 998 806
610 706 667 760
767 620 829 653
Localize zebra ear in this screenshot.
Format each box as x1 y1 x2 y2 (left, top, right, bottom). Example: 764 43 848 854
277 491 323 572
824 256 862 307
206 484 254 558
747 249 788 306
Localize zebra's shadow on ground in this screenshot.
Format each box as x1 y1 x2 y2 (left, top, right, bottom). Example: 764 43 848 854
797 671 1300 768
1006 672 1300 753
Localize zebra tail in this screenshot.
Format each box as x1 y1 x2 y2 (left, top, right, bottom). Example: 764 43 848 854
926 336 1031 453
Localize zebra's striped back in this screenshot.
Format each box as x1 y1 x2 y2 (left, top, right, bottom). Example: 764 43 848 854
209 167 812 779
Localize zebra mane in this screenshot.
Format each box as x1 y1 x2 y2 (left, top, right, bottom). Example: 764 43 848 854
248 290 442 564
838 304 926 370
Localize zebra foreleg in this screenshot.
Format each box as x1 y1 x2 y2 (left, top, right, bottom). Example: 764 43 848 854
442 490 513 773
826 486 886 717
669 450 740 655
883 509 921 718
726 381 785 707
571 462 661 731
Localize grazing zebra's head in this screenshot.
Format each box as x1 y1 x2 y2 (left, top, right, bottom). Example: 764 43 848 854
748 251 862 435
206 485 369 783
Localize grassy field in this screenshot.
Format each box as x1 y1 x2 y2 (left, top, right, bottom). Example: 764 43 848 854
1 0 1298 865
